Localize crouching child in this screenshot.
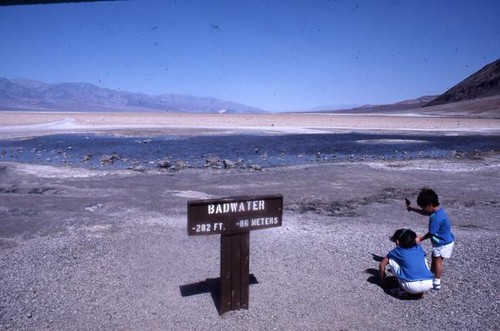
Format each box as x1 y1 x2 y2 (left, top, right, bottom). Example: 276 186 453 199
379 228 433 298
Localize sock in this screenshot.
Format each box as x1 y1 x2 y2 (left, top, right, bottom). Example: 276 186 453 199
433 278 441 286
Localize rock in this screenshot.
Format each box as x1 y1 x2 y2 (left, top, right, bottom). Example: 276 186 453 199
100 153 120 164
249 164 262 171
223 159 235 168
85 203 103 212
157 159 172 169
175 160 188 169
131 165 146 172
81 154 92 161
205 156 222 168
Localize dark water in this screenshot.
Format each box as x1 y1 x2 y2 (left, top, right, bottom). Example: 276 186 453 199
0 133 499 170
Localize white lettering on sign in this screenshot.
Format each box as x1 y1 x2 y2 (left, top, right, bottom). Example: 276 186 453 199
192 222 224 233
207 200 265 215
238 219 249 228
237 217 278 228
250 217 279 226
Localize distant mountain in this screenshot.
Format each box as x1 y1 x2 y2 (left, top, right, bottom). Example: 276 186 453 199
0 77 266 113
315 95 437 114
425 58 500 107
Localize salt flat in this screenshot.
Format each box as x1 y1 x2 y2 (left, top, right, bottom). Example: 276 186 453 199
1 112 500 138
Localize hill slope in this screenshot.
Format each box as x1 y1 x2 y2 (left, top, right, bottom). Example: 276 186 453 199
319 58 500 118
426 58 500 107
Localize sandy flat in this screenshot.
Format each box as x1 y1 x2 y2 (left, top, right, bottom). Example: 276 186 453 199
1 112 500 138
1 157 499 330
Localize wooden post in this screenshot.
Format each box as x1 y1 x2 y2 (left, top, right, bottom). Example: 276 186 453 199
220 232 250 314
187 194 282 314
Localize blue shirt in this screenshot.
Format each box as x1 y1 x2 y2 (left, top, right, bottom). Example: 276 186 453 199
387 245 433 282
429 208 455 247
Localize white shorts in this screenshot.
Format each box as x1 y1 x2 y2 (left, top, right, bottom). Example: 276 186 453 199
432 241 454 258
400 279 433 294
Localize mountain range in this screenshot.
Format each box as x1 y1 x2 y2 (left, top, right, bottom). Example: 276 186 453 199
1 58 499 116
0 78 265 114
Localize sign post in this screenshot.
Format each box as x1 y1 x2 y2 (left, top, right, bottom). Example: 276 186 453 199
187 194 283 314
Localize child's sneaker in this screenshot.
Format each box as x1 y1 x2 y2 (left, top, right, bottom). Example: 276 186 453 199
432 284 441 291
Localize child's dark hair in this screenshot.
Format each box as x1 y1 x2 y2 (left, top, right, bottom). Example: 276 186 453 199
390 228 417 248
416 187 440 208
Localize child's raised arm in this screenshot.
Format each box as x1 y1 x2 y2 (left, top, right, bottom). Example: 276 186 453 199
405 198 431 215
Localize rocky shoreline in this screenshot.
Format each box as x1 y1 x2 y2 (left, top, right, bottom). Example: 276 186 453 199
1 131 499 173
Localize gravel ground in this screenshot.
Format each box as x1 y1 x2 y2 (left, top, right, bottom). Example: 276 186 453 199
1 155 500 330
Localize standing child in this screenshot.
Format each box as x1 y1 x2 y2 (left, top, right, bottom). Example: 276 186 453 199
406 188 455 291
379 228 434 298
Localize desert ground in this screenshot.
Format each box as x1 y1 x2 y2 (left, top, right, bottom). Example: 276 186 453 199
1 112 500 330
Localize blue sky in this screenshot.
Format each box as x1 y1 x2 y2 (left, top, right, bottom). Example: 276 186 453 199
1 0 499 112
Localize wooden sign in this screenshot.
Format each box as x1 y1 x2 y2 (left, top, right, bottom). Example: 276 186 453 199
187 194 283 236
187 194 283 314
